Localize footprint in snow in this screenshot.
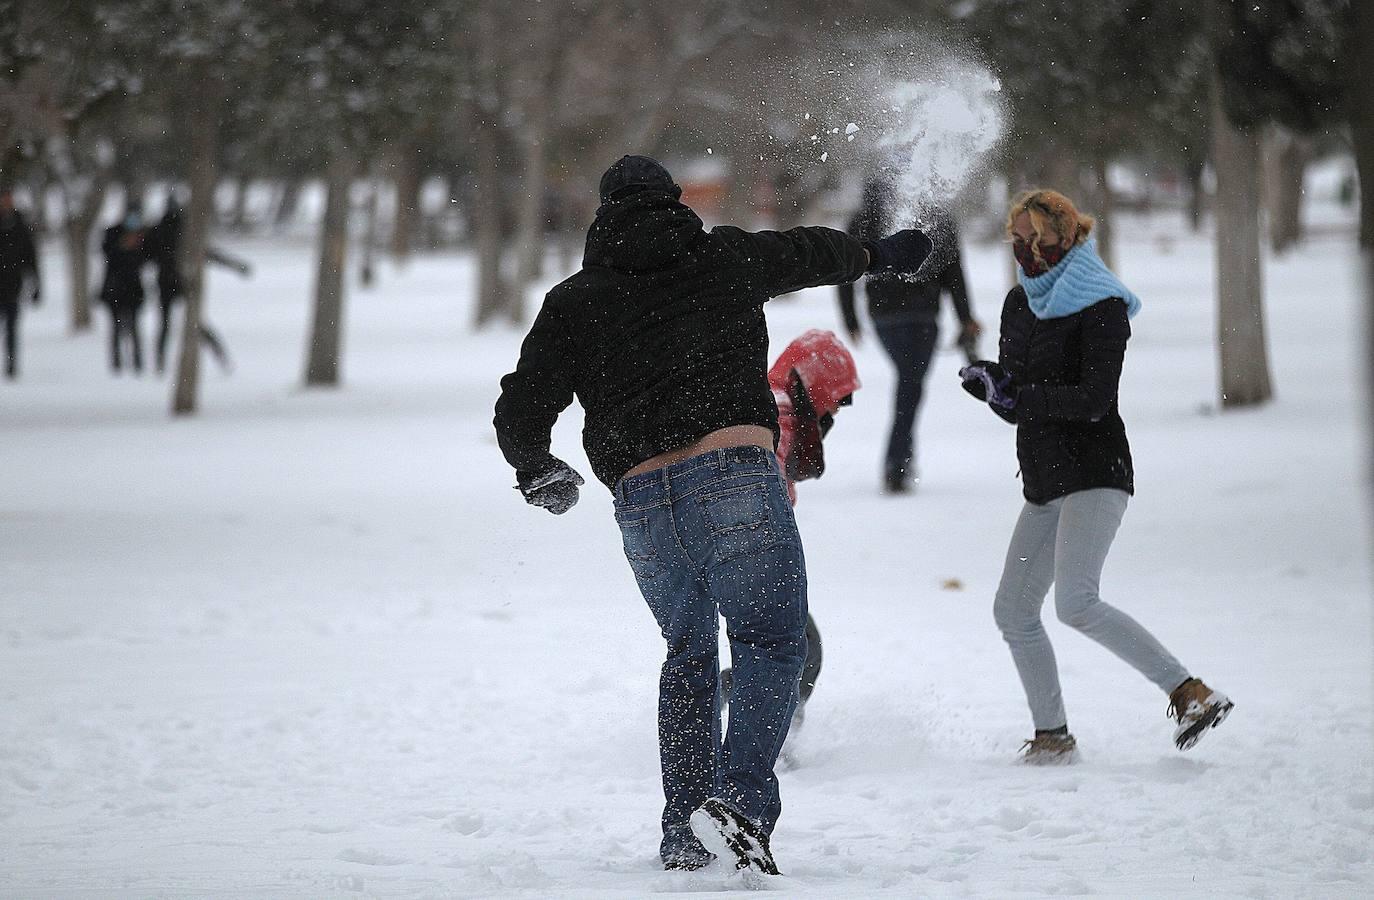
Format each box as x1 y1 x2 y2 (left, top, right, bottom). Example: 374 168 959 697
336 848 407 866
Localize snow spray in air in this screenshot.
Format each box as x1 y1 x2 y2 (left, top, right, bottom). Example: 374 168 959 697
843 35 1008 277
874 61 1005 229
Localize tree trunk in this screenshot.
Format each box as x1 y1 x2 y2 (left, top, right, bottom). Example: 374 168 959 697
171 71 220 417
61 171 109 334
513 114 549 296
274 176 303 231
1184 156 1206 232
1350 0 1374 250
1091 154 1115 270
1264 129 1311 255
390 146 422 264
304 148 353 387
472 119 513 328
1211 75 1273 408
227 176 250 233
359 175 379 288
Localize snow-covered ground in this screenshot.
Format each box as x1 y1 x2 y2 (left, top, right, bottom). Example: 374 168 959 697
1 203 1370 898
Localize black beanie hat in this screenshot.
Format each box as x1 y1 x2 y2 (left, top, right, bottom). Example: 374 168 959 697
598 155 681 204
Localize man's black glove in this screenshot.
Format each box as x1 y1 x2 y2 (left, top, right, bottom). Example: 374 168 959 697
959 361 1019 425
863 229 933 275
516 458 585 515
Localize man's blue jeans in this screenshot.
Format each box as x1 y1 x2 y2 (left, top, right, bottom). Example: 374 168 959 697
613 446 808 863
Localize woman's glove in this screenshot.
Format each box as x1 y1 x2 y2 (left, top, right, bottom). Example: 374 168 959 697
516 458 585 515
959 361 1020 424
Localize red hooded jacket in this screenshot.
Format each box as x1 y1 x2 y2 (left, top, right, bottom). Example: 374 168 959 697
768 329 860 504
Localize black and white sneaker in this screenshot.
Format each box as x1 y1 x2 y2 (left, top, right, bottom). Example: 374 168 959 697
688 797 780 876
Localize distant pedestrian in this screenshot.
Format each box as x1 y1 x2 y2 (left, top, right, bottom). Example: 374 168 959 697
494 155 932 875
838 180 981 493
0 188 41 380
99 203 152 373
960 189 1234 764
148 199 252 374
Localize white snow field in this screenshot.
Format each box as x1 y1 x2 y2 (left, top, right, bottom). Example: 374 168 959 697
2 205 1371 899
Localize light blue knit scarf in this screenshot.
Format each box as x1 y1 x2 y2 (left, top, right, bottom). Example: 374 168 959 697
1018 237 1142 321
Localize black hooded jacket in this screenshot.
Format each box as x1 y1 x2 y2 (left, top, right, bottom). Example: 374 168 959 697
0 210 38 303
998 285 1134 504
494 191 869 489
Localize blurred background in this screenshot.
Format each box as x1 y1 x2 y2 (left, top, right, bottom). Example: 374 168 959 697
0 0 1366 414
2 4 1372 895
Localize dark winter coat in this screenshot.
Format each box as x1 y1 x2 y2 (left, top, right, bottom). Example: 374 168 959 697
998 285 1134 505
0 211 38 305
147 209 185 300
494 190 869 489
836 185 972 326
99 224 151 310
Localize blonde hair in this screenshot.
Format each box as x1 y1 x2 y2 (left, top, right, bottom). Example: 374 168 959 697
1005 190 1095 262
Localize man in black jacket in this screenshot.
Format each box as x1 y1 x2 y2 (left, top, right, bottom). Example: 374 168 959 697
838 181 981 493
494 156 931 875
0 188 41 380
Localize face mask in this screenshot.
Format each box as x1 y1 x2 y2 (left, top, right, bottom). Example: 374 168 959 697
124 214 143 230
1014 238 1068 276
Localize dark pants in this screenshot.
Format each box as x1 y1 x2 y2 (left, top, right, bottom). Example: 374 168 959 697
1 298 18 377
157 294 230 373
613 446 807 864
108 301 144 373
720 613 822 719
873 315 940 484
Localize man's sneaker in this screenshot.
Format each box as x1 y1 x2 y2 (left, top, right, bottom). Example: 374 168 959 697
1019 731 1078 765
1168 677 1234 750
661 825 713 871
688 798 780 876
663 848 713 871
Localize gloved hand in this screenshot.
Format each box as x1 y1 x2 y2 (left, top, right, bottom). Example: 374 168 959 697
863 229 933 275
959 361 1018 412
516 458 585 515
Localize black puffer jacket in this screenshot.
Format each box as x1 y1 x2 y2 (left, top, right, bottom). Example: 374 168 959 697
0 211 38 303
836 184 972 326
998 285 1134 505
494 191 869 489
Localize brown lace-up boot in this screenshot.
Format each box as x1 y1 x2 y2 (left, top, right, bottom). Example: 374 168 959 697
1168 677 1234 750
1019 730 1078 765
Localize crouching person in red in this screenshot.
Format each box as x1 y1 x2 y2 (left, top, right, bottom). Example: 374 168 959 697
720 329 860 743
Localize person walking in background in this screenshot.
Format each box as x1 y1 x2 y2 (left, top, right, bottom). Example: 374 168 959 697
0 187 41 380
494 155 931 875
99 202 152 374
839 179 981 494
148 198 252 374
959 189 1233 764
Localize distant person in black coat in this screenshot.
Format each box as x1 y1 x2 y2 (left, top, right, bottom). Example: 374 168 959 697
838 180 981 493
960 189 1233 764
148 199 252 374
0 188 41 380
99 203 153 373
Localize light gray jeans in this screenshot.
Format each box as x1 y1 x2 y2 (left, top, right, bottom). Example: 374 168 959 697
993 488 1191 731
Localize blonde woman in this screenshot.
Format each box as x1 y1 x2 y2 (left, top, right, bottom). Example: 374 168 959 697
959 190 1233 763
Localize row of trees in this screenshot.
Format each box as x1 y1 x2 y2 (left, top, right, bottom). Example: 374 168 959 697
0 0 1365 416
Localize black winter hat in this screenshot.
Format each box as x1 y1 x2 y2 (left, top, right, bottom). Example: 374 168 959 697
598 155 681 204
